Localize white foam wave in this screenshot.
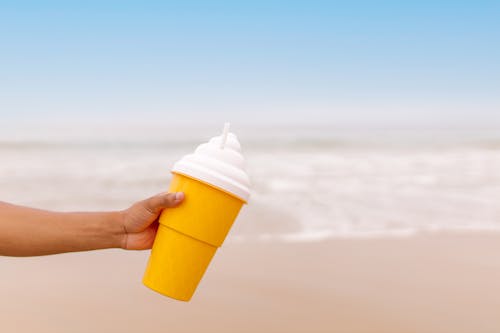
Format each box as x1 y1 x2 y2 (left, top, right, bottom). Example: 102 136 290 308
3 139 500 242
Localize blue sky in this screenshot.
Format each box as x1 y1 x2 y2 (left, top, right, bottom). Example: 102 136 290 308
0 0 499 131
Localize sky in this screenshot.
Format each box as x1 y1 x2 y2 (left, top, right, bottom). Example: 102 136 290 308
0 0 499 134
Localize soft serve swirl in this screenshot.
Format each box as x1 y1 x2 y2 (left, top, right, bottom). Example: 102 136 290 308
172 130 251 202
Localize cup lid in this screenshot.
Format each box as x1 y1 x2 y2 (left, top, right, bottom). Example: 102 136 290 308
171 123 251 202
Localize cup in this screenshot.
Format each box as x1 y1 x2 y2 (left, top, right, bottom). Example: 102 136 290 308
143 123 250 301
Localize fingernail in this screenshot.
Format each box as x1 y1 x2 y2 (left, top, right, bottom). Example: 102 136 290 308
174 192 184 201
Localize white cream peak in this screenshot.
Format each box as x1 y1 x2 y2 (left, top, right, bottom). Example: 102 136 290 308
171 123 251 202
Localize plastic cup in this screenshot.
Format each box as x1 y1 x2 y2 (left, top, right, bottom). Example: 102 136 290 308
143 123 250 301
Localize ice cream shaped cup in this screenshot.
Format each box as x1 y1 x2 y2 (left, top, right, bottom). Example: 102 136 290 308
143 123 250 301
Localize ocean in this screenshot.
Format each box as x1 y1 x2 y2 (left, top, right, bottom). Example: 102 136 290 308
1 127 500 242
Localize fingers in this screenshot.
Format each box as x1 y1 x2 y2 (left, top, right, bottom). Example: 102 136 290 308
143 192 185 215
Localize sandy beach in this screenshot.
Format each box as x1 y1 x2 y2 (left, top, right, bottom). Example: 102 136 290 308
1 232 500 332
3 133 500 332
1 0 498 330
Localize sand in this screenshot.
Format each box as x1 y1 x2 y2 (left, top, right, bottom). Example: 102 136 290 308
2 232 500 332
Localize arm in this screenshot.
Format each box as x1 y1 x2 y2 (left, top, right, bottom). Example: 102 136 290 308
0 192 184 257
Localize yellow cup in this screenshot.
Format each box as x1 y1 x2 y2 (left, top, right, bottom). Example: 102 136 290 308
143 172 246 301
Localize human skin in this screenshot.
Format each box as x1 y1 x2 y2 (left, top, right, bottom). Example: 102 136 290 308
0 192 184 256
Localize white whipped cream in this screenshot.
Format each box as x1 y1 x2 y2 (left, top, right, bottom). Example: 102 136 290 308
172 124 250 202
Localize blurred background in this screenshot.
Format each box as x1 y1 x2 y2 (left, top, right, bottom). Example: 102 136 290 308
1 1 500 332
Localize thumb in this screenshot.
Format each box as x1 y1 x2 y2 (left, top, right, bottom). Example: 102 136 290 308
143 192 185 215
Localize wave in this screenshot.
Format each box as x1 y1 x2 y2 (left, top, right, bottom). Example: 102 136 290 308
3 133 500 243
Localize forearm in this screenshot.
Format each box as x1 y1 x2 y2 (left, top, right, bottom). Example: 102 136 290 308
0 202 124 256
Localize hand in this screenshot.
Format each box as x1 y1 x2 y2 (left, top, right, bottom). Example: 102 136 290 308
120 192 185 250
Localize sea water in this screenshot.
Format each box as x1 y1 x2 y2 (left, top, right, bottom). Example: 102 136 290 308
1 128 500 242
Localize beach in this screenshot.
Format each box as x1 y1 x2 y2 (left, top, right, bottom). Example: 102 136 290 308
2 130 500 331
1 0 498 330
2 232 500 332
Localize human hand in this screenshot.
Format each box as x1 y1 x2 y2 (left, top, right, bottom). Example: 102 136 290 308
120 192 184 250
